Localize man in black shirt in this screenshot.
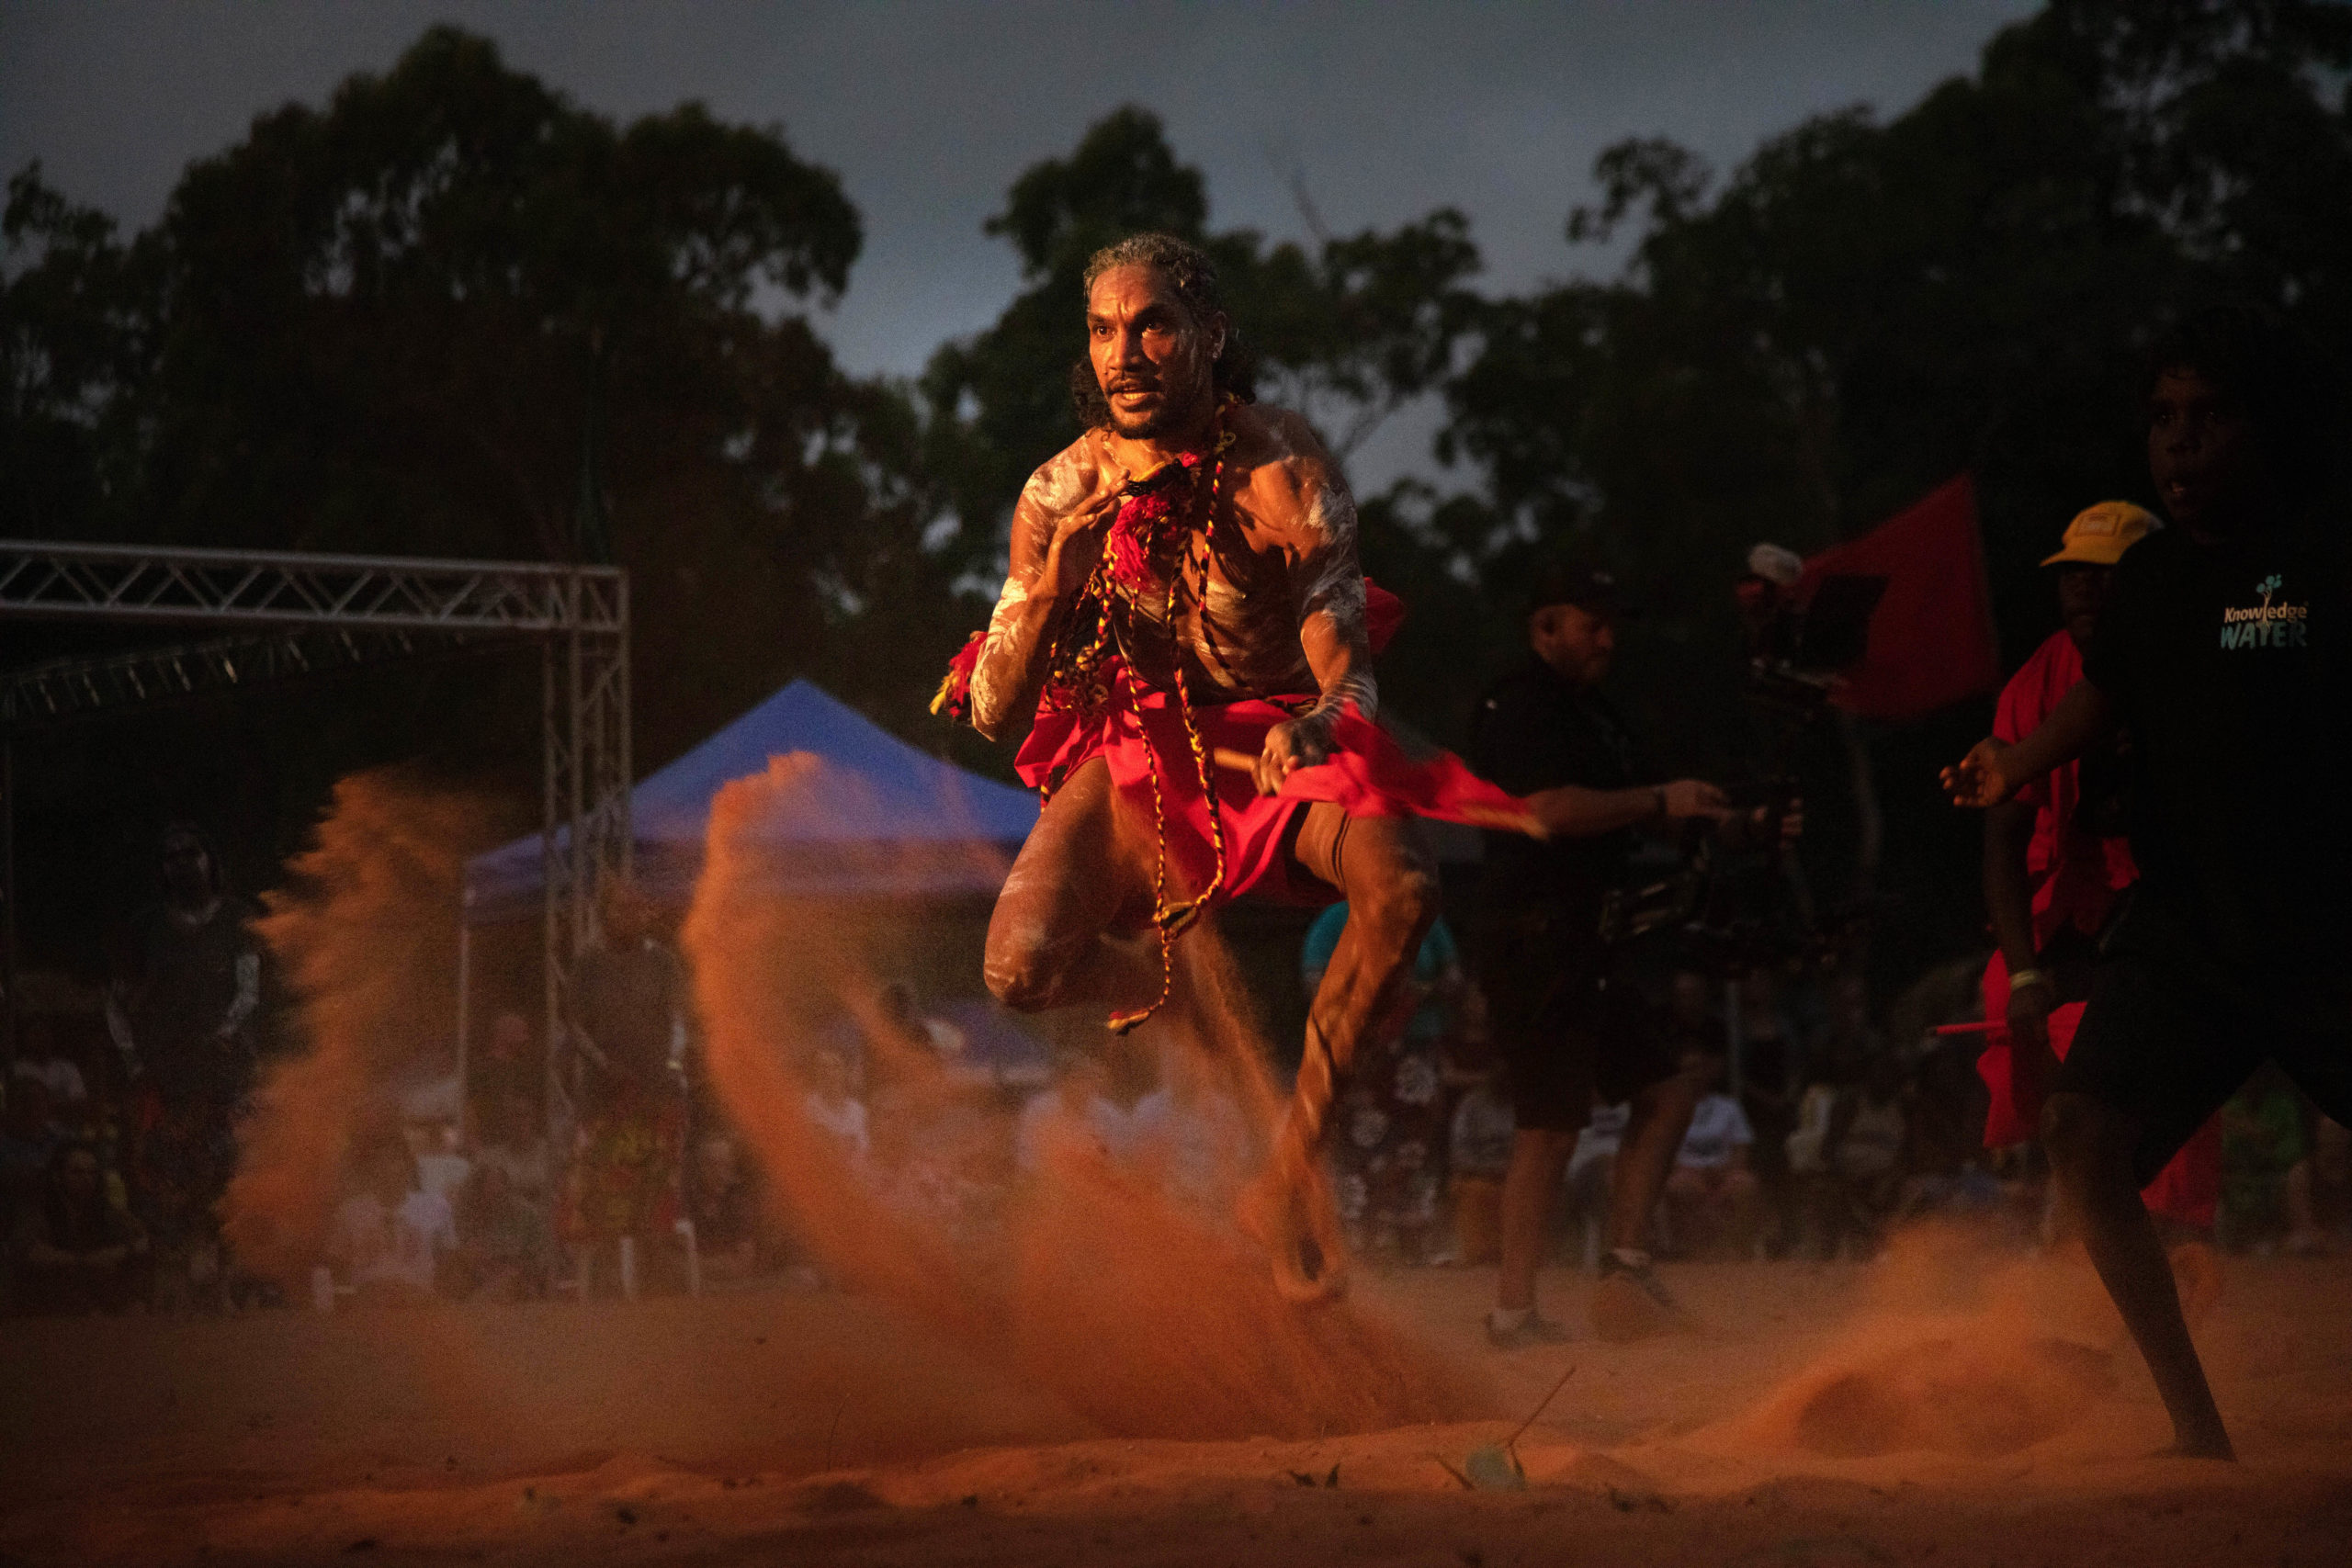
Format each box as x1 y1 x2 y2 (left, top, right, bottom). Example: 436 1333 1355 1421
1467 563 1736 1348
1946 307 2352 1459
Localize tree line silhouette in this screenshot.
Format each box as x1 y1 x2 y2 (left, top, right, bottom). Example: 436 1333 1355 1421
3 1 2346 983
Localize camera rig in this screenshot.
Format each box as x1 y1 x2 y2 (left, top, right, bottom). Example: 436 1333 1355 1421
1592 562 1888 980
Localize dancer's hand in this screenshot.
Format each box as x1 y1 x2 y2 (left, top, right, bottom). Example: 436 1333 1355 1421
1037 489 1125 599
1942 739 2018 807
1256 713 1337 795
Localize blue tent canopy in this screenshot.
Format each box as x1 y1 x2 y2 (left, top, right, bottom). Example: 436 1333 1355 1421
463 680 1037 924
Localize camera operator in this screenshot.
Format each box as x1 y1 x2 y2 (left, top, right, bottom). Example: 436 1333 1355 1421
1467 562 1766 1348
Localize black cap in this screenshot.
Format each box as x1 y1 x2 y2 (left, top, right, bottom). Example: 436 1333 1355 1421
1526 559 1627 617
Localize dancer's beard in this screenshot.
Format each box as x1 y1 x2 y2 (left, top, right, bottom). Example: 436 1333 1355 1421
1105 374 1214 442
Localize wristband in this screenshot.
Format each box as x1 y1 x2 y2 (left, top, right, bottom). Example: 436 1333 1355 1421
1651 786 1668 823
2008 966 2052 993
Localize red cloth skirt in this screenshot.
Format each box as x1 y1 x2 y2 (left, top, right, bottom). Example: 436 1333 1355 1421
1014 682 1532 912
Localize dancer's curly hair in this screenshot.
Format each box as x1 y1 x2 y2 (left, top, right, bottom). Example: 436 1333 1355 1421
1070 231 1257 428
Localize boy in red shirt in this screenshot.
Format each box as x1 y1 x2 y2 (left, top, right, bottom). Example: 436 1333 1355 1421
1977 502 2220 1228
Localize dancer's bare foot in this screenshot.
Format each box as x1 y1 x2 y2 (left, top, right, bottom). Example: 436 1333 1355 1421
1238 1167 1349 1304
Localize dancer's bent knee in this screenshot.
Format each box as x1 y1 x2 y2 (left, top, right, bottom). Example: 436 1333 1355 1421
983 925 1091 1012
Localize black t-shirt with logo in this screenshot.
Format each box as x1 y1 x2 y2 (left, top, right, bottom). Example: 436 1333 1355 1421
2080 521 2352 965
1466 656 1644 934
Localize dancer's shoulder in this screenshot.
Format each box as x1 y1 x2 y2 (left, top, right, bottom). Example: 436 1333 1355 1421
1018 434 1119 521
1229 402 1335 485
1227 403 1352 546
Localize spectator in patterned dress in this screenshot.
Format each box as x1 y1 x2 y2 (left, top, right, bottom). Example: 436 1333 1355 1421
1302 901 1464 1262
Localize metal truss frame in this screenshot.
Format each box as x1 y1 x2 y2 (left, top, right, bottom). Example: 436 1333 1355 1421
0 625 474 724
0 540 630 1097
0 539 625 636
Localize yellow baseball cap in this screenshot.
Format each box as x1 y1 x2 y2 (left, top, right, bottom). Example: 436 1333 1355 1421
2042 501 2161 567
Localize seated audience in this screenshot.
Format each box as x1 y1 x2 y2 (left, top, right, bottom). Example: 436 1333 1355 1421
450 1096 554 1301
411 1121 471 1206
1015 1048 1122 1176
690 1130 764 1280
1 1076 62 1235
1814 974 1883 1072
327 1138 455 1305
1148 1060 1253 1216
803 1044 871 1171
15 1021 90 1112
470 1090 554 1210
1442 1069 1515 1267
1661 970 1723 1058
2220 1068 2307 1254
1563 1100 1631 1265
1663 1053 1759 1258
451 1155 552 1301
1811 1050 1910 1259
873 980 974 1083
11 1140 147 1314
475 1011 539 1111
1735 971 1804 1257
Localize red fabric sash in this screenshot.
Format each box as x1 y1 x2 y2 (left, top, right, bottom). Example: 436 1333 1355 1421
1280 711 1541 835
1015 681 1535 911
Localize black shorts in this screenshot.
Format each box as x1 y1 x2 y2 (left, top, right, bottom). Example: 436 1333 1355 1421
2057 951 2352 1186
1481 936 1677 1133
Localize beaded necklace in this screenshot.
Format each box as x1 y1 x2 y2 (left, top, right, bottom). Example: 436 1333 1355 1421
1046 395 1240 1032
930 396 1244 1034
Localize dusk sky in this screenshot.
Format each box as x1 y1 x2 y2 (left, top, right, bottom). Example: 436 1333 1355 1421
3 1 2037 482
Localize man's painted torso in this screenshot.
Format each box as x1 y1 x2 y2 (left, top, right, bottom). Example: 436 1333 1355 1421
967 404 1367 736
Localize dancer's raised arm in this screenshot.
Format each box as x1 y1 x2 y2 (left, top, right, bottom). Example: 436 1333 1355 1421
964 455 1120 741
1254 444 1377 795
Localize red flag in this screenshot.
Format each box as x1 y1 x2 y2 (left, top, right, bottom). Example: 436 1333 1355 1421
1801 473 2000 720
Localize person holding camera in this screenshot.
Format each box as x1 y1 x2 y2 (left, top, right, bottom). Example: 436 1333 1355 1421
1466 563 1745 1347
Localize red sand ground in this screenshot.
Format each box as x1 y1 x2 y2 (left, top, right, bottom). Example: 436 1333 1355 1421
5 1253 2349 1566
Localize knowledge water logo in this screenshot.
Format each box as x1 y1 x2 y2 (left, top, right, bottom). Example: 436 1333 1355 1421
2219 573 2310 649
